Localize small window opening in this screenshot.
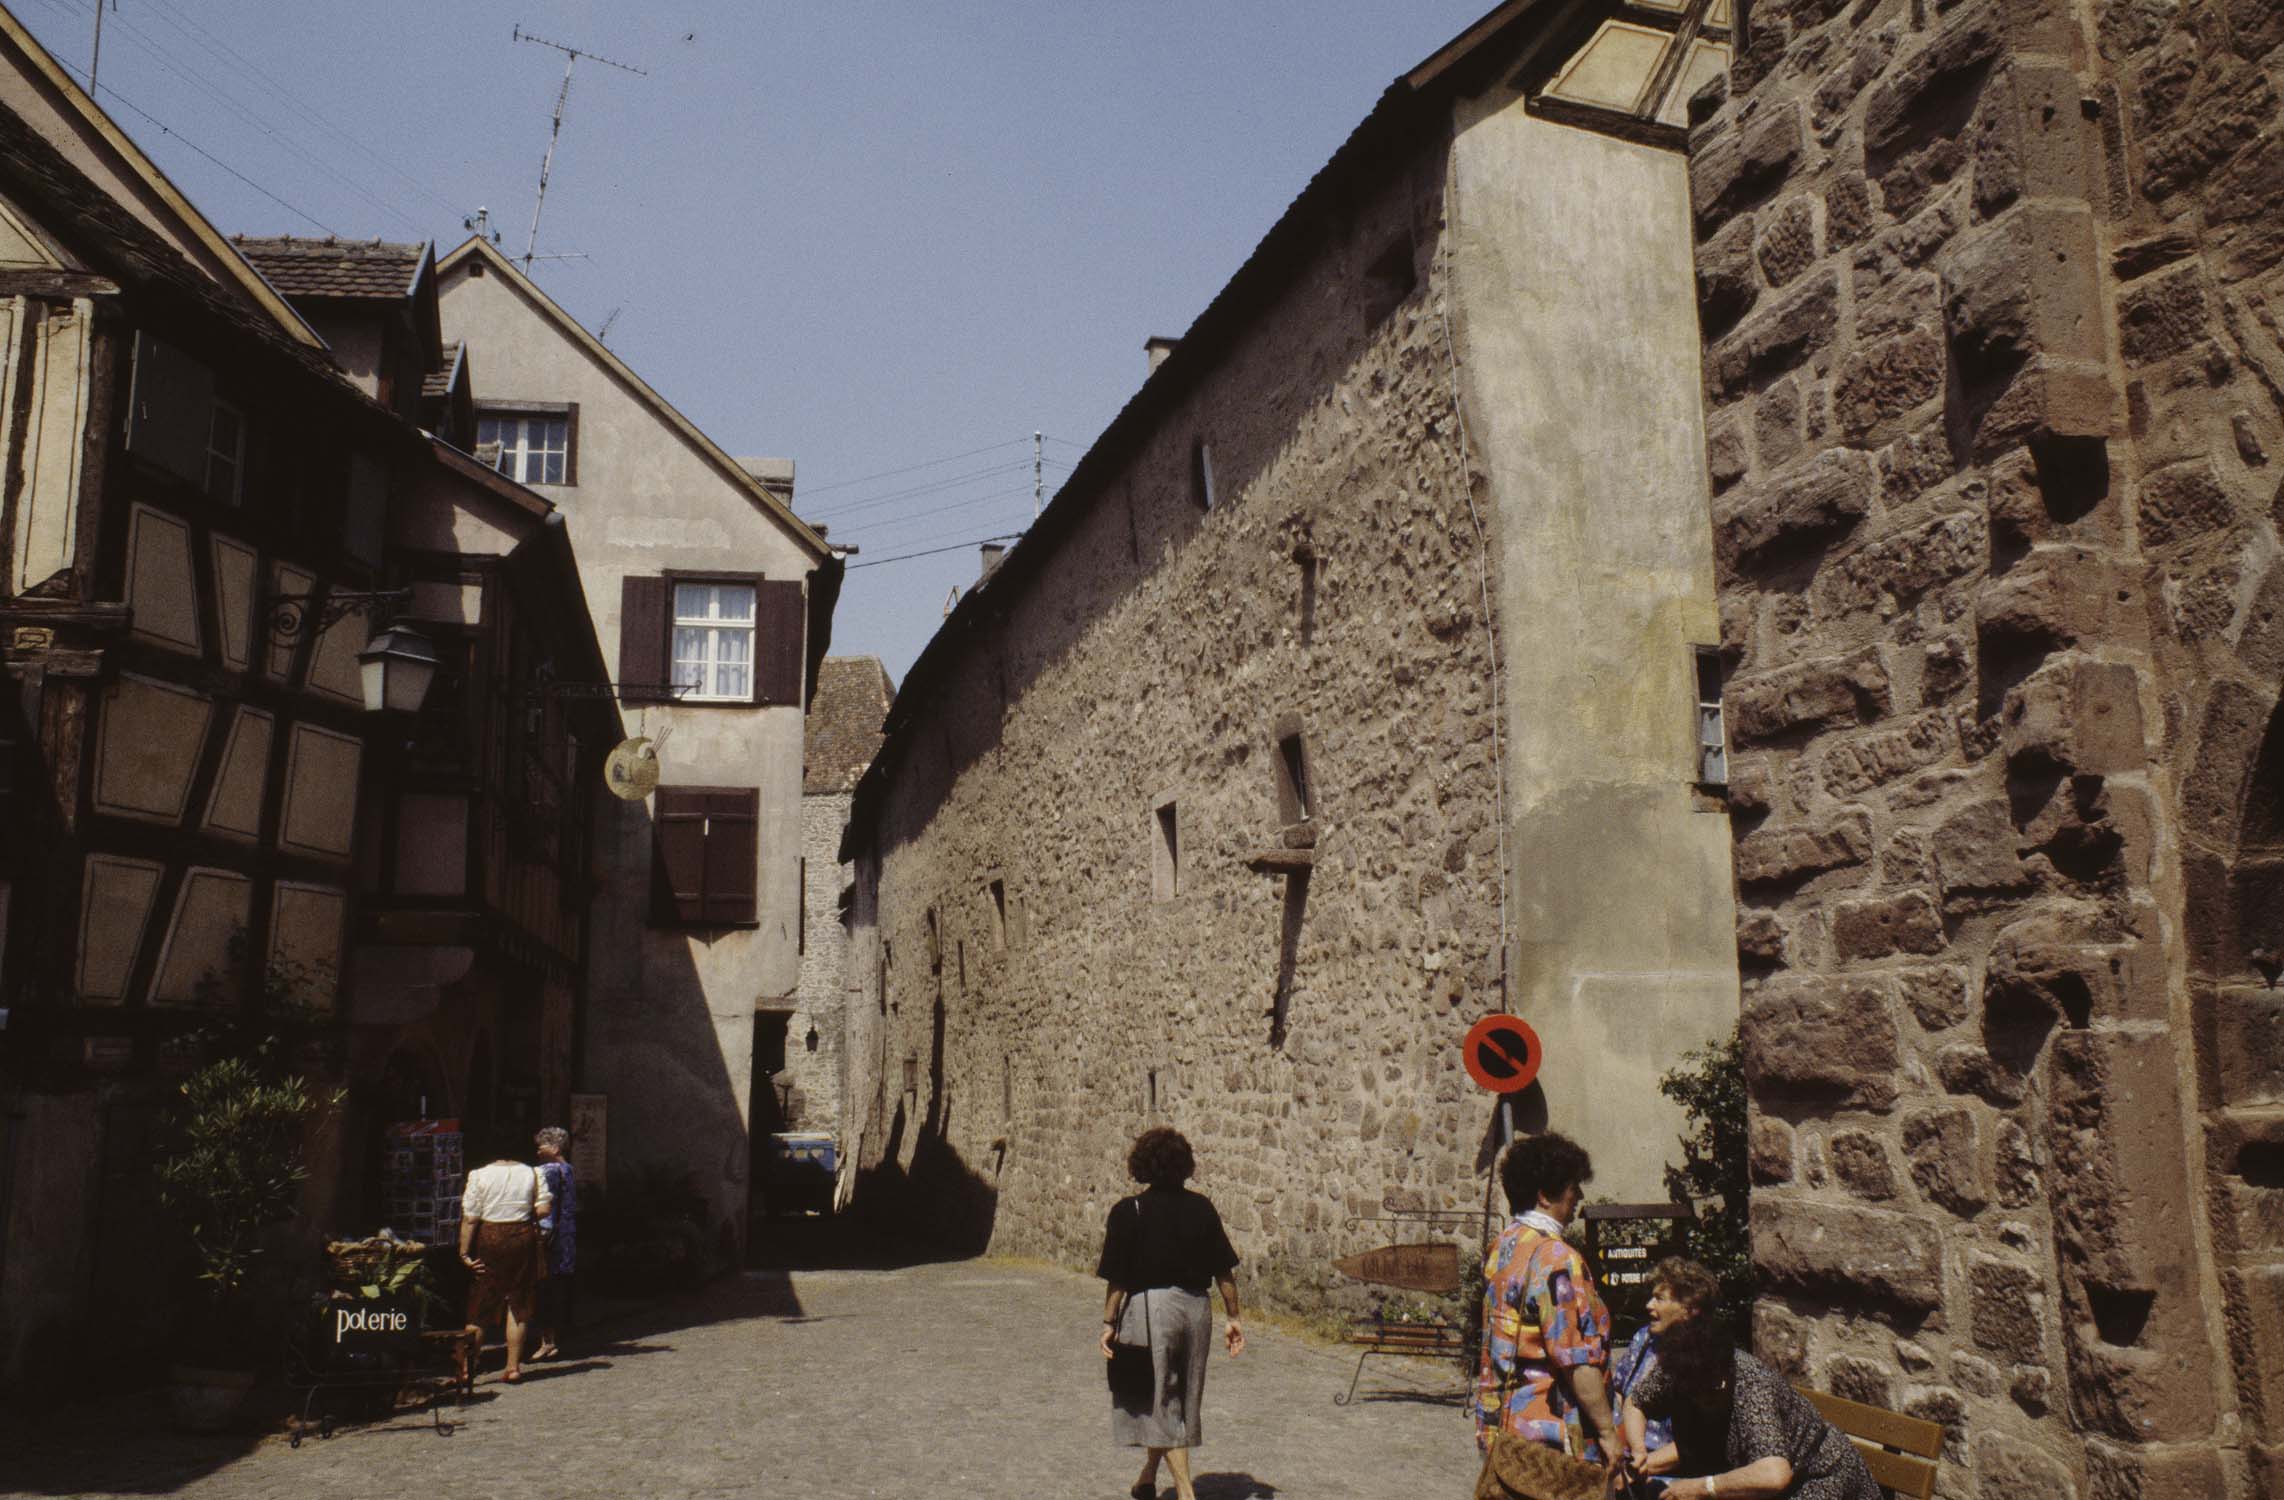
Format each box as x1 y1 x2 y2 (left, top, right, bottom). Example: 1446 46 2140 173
1153 801 1180 901
798 857 807 955
805 1026 819 1053
1694 646 1727 787
957 940 966 995
903 1054 918 1098
1191 440 1218 511
987 878 1007 949
1276 730 1313 825
1297 546 1318 646
878 946 889 1016
1147 1068 1159 1118
1002 1056 1014 1123
926 906 941 972
1272 868 1310 1049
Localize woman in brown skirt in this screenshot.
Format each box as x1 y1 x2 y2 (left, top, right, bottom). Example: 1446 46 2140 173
457 1135 552 1385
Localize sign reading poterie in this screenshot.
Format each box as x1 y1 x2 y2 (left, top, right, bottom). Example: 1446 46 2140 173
1462 1014 1543 1094
333 1304 412 1343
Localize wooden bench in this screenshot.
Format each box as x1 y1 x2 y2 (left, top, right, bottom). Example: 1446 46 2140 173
1334 1315 1469 1406
1799 1388 1942 1500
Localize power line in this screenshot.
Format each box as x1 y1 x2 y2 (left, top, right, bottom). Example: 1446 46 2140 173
19 0 335 233
796 437 1036 499
804 458 1040 520
830 484 1038 540
803 455 1074 519
81 2 423 233
138 0 465 220
846 533 1025 571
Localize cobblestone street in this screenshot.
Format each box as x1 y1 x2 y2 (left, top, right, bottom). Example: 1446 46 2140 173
2 1247 1480 1500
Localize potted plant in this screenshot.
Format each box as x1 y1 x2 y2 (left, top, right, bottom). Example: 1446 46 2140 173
154 1053 339 1428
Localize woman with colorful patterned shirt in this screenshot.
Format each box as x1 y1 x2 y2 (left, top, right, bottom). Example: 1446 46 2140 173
1475 1132 1620 1464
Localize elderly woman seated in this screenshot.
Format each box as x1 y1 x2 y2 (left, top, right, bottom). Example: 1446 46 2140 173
1620 1258 1880 1500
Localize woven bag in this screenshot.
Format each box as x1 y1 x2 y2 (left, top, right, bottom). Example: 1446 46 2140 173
1472 1430 1610 1500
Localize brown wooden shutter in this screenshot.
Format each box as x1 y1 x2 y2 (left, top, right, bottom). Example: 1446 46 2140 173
701 788 759 924
754 579 805 706
651 785 758 926
652 786 708 924
618 575 669 703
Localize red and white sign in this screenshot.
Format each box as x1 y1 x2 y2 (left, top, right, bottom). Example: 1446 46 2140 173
1462 1014 1543 1094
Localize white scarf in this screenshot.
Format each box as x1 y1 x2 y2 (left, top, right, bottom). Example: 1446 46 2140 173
1519 1209 1569 1238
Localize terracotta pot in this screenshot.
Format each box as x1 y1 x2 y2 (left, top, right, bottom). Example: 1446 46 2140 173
167 1363 257 1431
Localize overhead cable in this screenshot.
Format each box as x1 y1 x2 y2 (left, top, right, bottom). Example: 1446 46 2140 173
846 534 1026 571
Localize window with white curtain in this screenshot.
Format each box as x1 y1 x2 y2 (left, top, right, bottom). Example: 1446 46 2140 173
476 411 570 485
671 582 755 701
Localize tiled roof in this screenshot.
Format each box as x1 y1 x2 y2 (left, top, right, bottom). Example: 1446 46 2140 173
805 656 893 795
423 340 462 398
234 234 425 299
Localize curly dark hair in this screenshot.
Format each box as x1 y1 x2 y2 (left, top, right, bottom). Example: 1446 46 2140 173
1500 1131 1593 1214
1127 1126 1196 1189
1650 1256 1722 1318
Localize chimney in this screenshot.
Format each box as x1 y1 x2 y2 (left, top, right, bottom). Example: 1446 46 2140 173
1145 336 1178 374
979 542 1007 580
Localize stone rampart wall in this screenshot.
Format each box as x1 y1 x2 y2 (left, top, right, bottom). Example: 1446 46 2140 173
851 131 1515 1300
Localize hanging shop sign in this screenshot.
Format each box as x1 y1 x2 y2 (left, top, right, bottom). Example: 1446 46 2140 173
603 736 660 801
1462 1014 1544 1094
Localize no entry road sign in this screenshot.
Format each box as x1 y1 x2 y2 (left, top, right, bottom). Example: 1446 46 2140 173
1463 1014 1543 1094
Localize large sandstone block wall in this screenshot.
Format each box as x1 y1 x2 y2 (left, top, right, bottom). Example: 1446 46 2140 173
852 133 1516 1298
1693 0 2283 1491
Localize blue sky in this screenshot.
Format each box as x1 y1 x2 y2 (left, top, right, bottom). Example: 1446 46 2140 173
12 0 1494 681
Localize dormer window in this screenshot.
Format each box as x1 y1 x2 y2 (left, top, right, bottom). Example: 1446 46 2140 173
1538 0 1733 131
476 405 574 486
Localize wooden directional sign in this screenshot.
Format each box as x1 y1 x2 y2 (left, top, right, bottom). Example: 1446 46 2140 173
1463 1014 1543 1094
1333 1241 1464 1294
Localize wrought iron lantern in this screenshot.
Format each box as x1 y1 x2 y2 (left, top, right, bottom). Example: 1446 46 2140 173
357 624 439 715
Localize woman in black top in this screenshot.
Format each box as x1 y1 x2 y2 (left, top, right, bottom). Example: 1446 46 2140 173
1097 1127 1245 1500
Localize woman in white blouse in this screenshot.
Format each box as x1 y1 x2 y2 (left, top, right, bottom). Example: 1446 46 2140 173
458 1137 552 1385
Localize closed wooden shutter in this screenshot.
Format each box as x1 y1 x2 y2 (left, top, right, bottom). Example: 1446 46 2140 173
618 575 669 703
653 785 708 924
755 579 805 706
651 785 759 926
701 788 758 924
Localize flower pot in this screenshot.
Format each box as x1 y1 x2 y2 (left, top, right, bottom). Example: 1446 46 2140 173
167 1363 257 1431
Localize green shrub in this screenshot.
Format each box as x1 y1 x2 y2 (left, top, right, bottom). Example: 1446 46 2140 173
1657 1026 1754 1341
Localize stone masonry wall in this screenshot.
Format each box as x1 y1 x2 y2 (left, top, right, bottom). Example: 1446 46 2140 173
779 791 852 1142
851 128 1514 1307
1692 0 2283 1492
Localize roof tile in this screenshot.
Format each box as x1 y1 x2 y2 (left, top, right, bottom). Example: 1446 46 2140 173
805 656 893 795
235 234 425 299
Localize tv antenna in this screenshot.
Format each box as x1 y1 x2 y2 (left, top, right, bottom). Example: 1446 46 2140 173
512 25 645 275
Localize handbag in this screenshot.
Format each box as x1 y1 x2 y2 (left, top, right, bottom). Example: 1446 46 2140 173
1105 1202 1154 1408
1474 1355 1611 1500
1472 1431 1610 1500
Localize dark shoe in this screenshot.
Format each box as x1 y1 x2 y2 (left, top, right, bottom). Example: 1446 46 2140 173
1130 1484 1156 1500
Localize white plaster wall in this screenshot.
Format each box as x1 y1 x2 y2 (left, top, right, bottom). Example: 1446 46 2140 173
437 261 815 1246
1449 97 1741 1199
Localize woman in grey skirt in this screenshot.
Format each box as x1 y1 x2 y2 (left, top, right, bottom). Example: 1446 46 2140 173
1097 1127 1245 1500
